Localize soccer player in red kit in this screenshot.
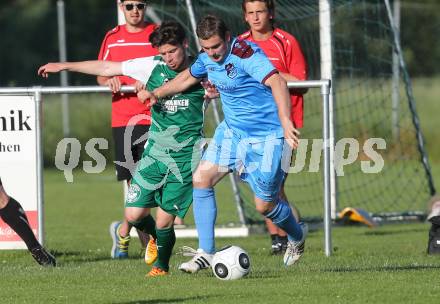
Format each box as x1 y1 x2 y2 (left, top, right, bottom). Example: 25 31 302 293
98 0 157 259
240 0 308 254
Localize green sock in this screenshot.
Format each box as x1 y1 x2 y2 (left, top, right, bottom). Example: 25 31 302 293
129 214 157 240
153 226 176 272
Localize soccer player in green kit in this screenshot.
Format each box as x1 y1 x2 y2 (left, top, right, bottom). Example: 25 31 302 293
128 21 205 277
38 20 206 277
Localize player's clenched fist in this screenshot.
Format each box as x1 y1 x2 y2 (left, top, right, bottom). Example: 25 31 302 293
137 89 158 109
137 89 151 103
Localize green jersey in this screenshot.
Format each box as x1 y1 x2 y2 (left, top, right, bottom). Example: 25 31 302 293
145 58 205 163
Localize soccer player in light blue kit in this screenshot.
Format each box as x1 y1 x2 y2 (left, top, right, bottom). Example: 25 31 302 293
141 15 307 273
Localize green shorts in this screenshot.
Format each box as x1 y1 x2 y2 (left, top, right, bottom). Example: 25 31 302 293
125 157 193 219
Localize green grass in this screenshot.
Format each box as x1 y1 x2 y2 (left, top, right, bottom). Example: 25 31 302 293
1 78 439 303
1 170 440 303
42 94 112 166
408 78 439 188
41 169 242 227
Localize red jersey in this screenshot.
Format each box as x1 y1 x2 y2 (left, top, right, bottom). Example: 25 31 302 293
240 28 307 128
98 23 158 127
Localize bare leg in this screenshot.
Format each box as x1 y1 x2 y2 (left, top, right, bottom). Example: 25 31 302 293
174 216 185 226
121 179 149 247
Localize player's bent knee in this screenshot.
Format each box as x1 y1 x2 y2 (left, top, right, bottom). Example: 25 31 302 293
193 178 211 188
155 211 175 229
192 172 215 188
125 207 150 223
192 161 223 188
156 219 173 229
255 200 276 215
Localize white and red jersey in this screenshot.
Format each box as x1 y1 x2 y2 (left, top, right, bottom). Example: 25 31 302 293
98 23 158 127
240 28 307 128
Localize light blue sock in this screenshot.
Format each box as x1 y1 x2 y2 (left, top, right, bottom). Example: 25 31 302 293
193 188 217 254
265 200 303 242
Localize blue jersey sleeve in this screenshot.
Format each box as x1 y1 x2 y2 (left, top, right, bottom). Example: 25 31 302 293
190 56 208 79
232 40 278 84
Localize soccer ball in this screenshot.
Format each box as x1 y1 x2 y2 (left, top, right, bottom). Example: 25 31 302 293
211 245 250 280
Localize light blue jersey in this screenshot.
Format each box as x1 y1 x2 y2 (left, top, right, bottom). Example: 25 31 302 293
190 38 283 139
189 38 304 256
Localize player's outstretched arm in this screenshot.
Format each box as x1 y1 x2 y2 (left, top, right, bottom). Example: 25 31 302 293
38 61 123 78
265 73 300 149
152 68 200 100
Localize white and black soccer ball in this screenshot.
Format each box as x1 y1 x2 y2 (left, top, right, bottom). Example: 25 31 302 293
211 245 250 280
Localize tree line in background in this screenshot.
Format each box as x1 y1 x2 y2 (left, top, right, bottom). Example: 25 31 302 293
0 0 438 87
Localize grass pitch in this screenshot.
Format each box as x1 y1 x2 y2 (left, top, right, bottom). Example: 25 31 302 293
0 78 438 303
0 170 439 303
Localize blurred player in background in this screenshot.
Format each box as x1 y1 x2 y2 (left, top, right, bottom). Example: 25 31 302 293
0 178 56 267
139 15 307 273
97 0 157 259
240 0 308 254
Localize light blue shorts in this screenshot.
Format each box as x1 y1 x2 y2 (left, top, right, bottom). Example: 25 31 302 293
203 121 286 202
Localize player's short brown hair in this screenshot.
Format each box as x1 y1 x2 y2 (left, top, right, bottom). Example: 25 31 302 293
149 20 186 48
196 15 229 41
241 0 275 23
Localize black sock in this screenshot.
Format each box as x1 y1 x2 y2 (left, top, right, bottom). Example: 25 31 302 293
129 214 157 240
0 197 40 250
270 234 279 244
153 227 176 272
278 236 288 246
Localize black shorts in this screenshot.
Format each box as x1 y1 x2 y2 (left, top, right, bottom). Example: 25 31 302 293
112 125 150 181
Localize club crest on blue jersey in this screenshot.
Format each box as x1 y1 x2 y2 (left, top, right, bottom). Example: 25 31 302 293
225 63 237 79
